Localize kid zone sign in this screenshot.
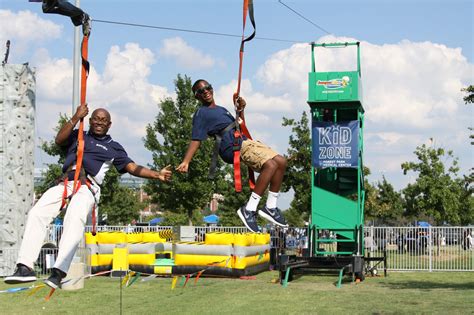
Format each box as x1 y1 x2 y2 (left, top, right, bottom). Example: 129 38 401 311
312 120 359 168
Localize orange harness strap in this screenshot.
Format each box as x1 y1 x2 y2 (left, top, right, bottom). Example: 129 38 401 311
61 33 96 235
232 0 256 193
73 34 89 193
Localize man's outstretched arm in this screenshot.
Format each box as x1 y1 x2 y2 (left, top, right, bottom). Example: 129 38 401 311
125 163 172 182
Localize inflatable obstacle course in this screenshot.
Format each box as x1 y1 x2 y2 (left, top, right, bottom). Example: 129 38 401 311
173 232 270 277
85 231 270 277
86 231 166 274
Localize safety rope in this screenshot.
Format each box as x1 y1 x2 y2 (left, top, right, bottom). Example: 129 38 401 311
232 0 256 192
73 33 89 194
70 31 97 235
58 9 95 235
36 1 97 233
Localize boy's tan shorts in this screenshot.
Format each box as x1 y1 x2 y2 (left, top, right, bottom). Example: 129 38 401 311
240 139 279 172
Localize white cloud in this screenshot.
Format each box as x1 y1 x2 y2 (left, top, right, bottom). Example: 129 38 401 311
257 35 473 128
362 40 472 130
244 112 272 127
159 37 216 70
33 48 73 103
256 35 473 189
31 43 172 166
88 43 172 148
214 79 293 113
0 10 62 60
11 3 468 193
257 42 310 96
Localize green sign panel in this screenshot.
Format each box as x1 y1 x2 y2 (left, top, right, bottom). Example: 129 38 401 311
308 71 362 103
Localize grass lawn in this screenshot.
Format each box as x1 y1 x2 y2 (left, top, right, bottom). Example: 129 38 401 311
1 271 473 315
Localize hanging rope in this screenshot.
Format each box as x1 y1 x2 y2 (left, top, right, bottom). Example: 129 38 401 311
233 0 256 104
71 28 97 235
72 33 89 194
35 0 96 234
232 0 256 192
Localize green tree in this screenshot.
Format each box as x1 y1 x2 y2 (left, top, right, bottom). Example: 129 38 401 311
36 114 69 195
461 85 474 214
462 85 474 145
144 74 239 225
361 167 377 222
98 168 144 225
373 176 404 224
462 85 474 105
401 141 465 225
281 111 312 221
283 207 306 226
160 211 189 226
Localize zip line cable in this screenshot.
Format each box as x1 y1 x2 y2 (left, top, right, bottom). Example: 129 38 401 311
92 19 303 44
278 0 331 35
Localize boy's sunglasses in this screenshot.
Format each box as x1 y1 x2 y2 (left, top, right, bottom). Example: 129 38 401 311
194 84 213 96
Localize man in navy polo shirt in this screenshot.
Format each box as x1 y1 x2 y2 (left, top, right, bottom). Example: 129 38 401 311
5 104 172 289
176 79 288 233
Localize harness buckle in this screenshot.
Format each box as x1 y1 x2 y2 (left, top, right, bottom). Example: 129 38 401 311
232 130 242 151
233 130 242 151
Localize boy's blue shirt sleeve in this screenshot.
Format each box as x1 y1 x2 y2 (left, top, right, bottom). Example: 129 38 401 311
191 108 208 141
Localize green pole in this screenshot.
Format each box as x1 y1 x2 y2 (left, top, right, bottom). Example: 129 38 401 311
357 42 361 77
282 267 292 288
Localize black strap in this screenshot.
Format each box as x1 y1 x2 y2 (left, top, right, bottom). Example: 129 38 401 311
64 168 88 181
42 0 87 26
209 121 238 178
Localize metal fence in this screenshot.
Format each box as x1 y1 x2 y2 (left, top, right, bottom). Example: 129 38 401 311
0 246 90 278
365 226 474 272
84 225 174 233
194 226 248 242
1 225 472 277
275 226 474 272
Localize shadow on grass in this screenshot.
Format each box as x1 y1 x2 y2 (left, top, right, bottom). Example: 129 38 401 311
288 269 354 287
381 281 474 291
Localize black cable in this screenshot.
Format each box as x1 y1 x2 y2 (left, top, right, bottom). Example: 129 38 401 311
2 40 10 66
92 19 303 44
278 0 331 35
119 271 123 315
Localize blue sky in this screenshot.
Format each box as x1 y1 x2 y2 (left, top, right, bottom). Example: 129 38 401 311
1 0 473 210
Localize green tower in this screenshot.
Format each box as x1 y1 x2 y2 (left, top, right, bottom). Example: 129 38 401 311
308 42 365 258
278 42 386 286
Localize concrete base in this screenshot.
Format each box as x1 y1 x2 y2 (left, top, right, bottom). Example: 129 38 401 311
62 262 85 291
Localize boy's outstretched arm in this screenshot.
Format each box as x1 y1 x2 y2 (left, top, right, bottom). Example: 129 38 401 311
176 140 201 173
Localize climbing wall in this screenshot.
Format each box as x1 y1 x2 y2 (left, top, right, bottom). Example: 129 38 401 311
0 64 36 276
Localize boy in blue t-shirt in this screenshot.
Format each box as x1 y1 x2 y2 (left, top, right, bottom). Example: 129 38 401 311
177 79 288 232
